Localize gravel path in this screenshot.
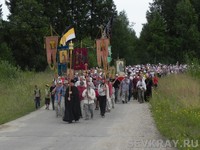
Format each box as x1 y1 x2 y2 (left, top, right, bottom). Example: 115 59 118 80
0 99 176 150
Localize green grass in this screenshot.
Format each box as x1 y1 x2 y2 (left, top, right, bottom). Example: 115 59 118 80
150 74 200 150
0 68 54 124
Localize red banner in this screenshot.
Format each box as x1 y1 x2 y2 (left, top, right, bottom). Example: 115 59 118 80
45 36 59 65
73 48 88 70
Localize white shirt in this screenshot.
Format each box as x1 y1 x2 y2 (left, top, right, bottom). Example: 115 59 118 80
82 88 96 104
136 80 146 91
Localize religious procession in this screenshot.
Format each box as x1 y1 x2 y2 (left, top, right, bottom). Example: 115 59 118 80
36 22 188 124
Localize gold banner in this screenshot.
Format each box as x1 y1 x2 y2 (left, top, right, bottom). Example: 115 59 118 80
59 50 68 64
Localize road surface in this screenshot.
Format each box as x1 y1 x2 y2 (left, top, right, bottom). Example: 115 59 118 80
0 100 176 150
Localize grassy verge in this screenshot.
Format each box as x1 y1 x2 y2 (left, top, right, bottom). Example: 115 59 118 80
150 74 200 150
0 67 54 125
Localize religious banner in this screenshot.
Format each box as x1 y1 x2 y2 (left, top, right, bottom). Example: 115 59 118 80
59 26 76 46
57 63 67 76
45 36 59 65
96 38 110 67
73 48 88 70
59 50 68 64
109 66 116 79
116 59 125 75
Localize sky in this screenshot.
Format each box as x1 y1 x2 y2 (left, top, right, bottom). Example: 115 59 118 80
114 0 153 37
1 0 153 37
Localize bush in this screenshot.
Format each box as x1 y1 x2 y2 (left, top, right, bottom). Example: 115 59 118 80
185 55 200 78
0 60 21 80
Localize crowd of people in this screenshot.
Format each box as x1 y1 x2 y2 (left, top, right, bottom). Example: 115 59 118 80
34 63 187 123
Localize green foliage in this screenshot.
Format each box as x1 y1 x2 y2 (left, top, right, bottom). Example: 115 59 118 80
6 0 49 71
139 10 167 64
0 42 15 63
40 0 117 40
0 62 53 124
150 74 200 150
0 60 21 80
185 54 200 78
138 0 200 64
111 11 138 65
0 4 2 19
3 0 200 70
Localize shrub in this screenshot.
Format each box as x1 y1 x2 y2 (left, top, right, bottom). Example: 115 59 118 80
0 60 21 80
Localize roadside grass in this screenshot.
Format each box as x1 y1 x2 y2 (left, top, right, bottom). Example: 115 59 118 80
0 68 53 125
150 74 200 150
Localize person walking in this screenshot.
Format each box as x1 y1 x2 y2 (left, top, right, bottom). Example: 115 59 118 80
132 75 139 100
77 81 86 118
112 74 120 103
98 79 109 118
34 85 41 109
44 84 50 110
63 80 81 123
52 80 62 117
144 74 153 102
136 75 146 103
153 73 159 89
120 75 129 104
50 82 56 110
82 82 96 120
128 76 133 101
106 79 113 112
60 80 68 118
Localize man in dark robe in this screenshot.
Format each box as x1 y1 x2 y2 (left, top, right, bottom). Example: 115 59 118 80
63 80 81 123
132 75 139 100
112 75 121 103
144 74 153 102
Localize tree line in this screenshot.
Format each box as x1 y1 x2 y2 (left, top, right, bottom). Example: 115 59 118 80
0 0 200 71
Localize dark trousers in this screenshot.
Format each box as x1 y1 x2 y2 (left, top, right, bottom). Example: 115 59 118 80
35 97 40 109
114 88 119 103
99 95 107 116
128 89 132 101
133 89 138 100
51 95 55 110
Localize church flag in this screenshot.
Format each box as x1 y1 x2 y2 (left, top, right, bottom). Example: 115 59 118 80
104 17 113 39
96 38 110 67
45 36 59 65
59 26 76 46
73 48 88 70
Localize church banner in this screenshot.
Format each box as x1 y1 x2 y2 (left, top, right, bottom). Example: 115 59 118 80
59 50 68 64
73 48 88 70
45 36 59 65
96 38 110 68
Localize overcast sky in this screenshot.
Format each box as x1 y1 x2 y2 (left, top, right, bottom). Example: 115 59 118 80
1 0 153 37
114 0 153 37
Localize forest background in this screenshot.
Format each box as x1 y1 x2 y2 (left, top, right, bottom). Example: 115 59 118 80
1 1 200 149
1 0 200 71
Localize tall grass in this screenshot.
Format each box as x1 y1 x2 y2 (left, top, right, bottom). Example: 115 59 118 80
150 74 200 150
0 60 54 124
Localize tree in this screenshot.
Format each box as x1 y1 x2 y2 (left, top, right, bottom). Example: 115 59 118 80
111 11 137 65
6 0 49 71
40 0 117 40
174 0 200 61
0 4 2 19
139 6 168 64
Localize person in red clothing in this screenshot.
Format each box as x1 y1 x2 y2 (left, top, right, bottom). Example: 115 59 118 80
77 81 86 118
153 73 159 88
